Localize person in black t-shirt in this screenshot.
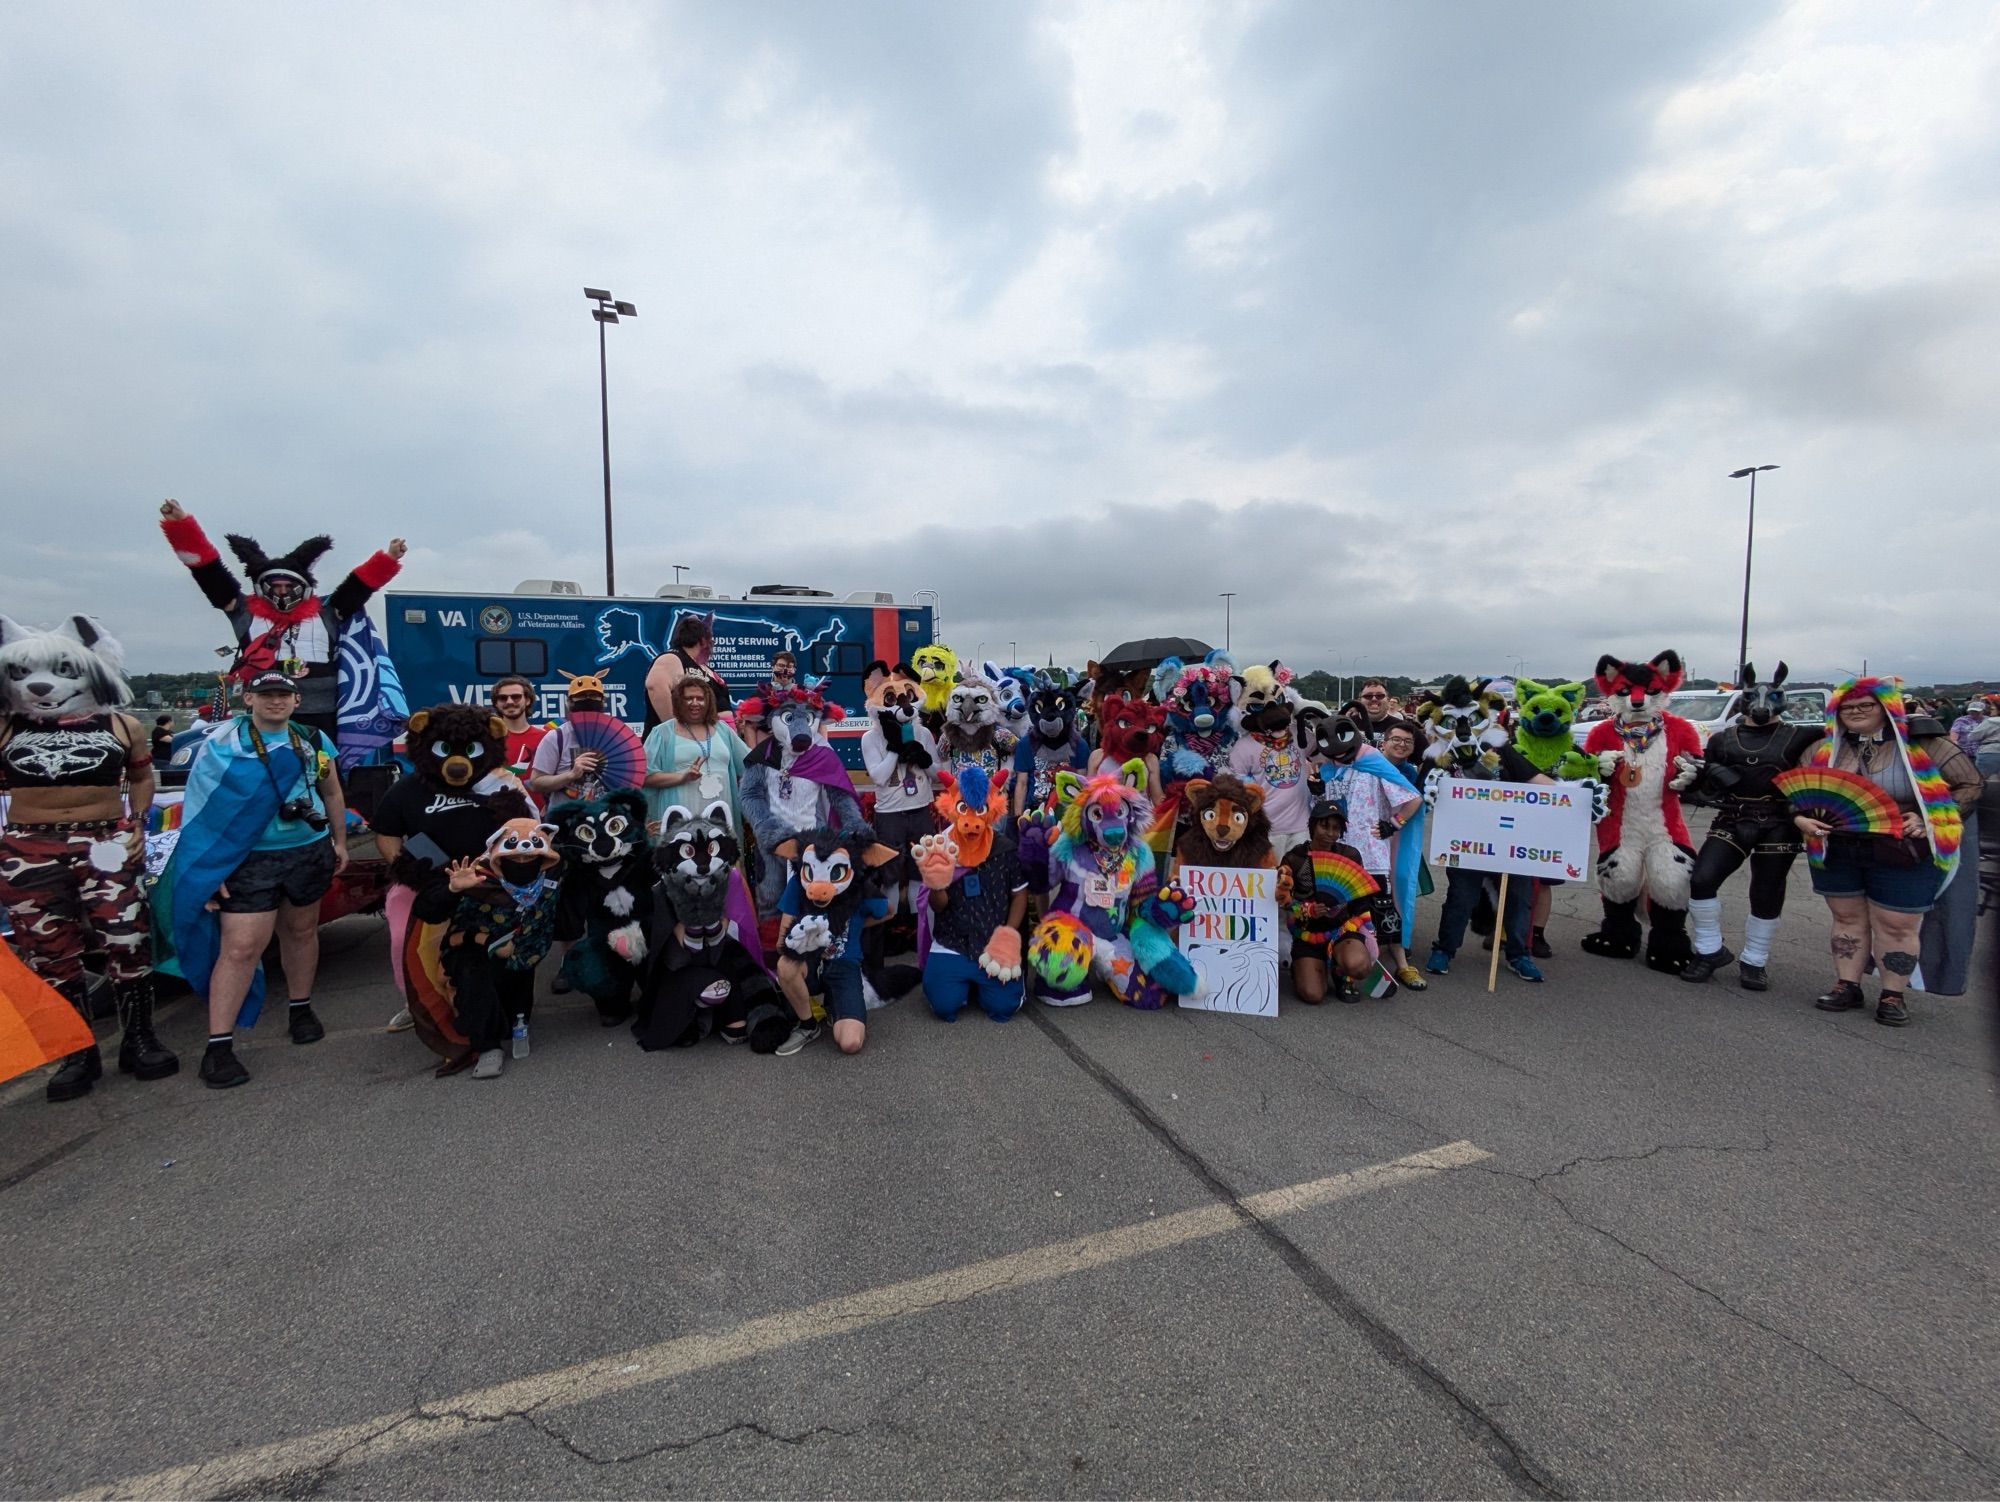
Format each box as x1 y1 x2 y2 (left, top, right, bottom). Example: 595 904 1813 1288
912 767 1029 1022
371 704 533 1030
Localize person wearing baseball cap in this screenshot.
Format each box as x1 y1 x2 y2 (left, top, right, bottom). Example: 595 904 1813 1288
165 669 347 1088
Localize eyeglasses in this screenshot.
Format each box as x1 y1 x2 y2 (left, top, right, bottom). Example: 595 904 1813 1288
1360 691 1388 701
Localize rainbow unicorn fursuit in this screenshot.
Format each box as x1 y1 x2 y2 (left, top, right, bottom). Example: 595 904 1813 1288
1025 758 1200 1008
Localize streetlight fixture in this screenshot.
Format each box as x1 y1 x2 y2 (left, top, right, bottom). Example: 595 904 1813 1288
586 287 637 595
672 564 690 585
1009 640 1018 666
1220 592 1236 651
1728 464 1778 683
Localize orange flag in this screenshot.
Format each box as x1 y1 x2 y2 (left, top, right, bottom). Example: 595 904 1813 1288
0 940 96 1085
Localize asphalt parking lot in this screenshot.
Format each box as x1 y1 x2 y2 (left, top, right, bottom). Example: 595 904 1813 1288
3 872 1996 1500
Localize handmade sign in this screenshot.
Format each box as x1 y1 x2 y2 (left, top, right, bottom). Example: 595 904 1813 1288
1427 779 1593 881
1175 864 1279 1018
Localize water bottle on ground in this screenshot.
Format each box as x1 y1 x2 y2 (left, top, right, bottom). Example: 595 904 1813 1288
511 1014 529 1059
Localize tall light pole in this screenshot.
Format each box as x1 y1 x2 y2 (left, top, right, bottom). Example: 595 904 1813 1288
672 564 690 585
1729 464 1778 683
1220 592 1236 651
1009 640 1018 666
586 288 636 595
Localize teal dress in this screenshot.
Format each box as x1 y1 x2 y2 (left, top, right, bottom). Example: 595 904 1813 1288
642 719 748 832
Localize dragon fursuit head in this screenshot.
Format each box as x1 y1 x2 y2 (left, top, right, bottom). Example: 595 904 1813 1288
929 765 1009 868
1026 670 1083 751
1176 774 1274 868
910 644 960 717
1511 679 1599 779
0 615 131 721
1417 676 1510 772
1027 759 1199 1007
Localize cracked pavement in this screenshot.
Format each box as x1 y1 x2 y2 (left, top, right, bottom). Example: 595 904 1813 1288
2 865 1996 1499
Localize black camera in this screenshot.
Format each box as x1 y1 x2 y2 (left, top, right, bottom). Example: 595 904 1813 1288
281 798 330 831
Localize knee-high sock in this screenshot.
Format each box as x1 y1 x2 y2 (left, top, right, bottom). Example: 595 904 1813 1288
1689 896 1723 956
1741 914 1779 967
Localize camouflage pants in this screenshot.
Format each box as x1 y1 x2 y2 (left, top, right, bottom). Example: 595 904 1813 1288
0 820 152 992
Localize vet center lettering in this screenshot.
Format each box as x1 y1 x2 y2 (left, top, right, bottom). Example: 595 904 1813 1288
1176 864 1280 1018
1426 779 1594 881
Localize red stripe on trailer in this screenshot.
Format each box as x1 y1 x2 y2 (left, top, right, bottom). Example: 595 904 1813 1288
873 607 899 669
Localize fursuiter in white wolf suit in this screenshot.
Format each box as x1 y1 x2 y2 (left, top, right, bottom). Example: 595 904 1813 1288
0 615 175 1100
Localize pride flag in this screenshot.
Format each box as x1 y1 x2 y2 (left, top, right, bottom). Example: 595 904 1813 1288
0 942 95 1085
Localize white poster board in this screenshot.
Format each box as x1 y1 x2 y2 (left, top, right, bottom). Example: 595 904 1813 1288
1175 864 1280 1017
1426 778 1594 881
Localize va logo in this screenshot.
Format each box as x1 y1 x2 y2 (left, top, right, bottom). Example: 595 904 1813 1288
479 605 514 634
595 606 656 665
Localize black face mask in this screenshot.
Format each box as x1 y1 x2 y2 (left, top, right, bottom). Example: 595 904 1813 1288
498 857 546 886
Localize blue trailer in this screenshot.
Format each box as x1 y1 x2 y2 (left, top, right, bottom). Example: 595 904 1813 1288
384 583 935 769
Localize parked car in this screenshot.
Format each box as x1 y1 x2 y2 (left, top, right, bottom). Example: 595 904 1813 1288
1572 687 1829 747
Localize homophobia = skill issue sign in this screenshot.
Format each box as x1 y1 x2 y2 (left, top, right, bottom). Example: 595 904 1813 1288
1176 864 1280 1018
1426 779 1594 881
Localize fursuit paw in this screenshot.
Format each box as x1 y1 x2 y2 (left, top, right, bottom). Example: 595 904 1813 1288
1145 949 1200 998
1275 864 1294 904
978 926 1023 982
1147 881 1197 929
912 833 960 891
1027 913 1092 991
1669 753 1702 792
608 921 647 966
1421 768 1449 809
1595 749 1623 780
784 914 833 955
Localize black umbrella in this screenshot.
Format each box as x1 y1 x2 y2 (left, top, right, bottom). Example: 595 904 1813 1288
1096 636 1214 671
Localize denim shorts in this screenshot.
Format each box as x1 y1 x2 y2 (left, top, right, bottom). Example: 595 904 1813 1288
803 956 867 1024
219 840 336 914
1808 837 1941 913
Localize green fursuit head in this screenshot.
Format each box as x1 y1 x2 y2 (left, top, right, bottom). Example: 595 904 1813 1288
1512 678 1601 779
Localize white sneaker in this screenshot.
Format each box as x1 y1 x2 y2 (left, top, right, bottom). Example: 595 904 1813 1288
774 1020 822 1057
386 1007 415 1033
471 1048 505 1079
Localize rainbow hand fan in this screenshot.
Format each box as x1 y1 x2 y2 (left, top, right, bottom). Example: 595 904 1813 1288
564 711 647 791
1309 852 1380 905
1773 767 1902 835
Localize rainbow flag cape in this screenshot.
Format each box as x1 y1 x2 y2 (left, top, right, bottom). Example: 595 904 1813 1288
0 941 96 1085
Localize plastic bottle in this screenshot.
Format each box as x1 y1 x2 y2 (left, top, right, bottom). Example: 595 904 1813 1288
511 1014 529 1059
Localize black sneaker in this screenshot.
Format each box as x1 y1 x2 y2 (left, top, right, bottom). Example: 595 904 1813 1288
1531 927 1553 960
47 1046 103 1103
1680 946 1735 984
775 1020 823 1057
200 1044 250 1089
1875 996 1910 1027
1738 963 1770 992
1813 981 1865 1012
288 1005 325 1045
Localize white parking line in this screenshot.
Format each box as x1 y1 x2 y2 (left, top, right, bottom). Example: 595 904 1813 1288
64 1139 1491 1500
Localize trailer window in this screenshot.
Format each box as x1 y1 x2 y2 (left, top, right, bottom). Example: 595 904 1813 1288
810 641 865 681
476 638 549 677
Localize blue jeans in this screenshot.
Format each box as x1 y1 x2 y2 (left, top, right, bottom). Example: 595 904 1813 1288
1434 868 1532 961
923 948 1024 1022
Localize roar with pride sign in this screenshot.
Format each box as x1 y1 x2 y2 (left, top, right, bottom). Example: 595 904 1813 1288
1425 778 1594 881
1175 864 1280 1018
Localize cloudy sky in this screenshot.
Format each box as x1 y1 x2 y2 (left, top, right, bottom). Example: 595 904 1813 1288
3 0 1995 685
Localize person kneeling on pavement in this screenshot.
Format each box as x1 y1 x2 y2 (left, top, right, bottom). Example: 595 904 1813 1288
769 826 898 1056
161 671 347 1090
912 768 1028 1023
1279 799 1381 1004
